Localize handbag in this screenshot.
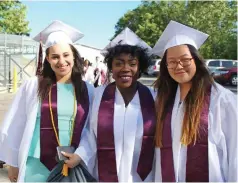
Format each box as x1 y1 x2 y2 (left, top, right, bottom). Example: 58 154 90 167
47 146 96 182
46 161 97 182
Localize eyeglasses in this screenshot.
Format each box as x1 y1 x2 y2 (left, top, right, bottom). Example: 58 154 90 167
166 58 193 69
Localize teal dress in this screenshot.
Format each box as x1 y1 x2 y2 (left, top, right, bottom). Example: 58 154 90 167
25 83 75 182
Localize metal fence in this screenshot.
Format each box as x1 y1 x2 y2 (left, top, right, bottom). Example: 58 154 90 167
0 33 38 92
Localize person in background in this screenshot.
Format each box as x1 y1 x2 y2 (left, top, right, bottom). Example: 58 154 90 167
93 56 107 87
83 59 95 84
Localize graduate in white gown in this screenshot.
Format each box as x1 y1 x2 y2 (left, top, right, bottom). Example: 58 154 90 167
93 59 108 87
0 20 94 182
83 59 95 84
74 27 157 182
151 20 237 182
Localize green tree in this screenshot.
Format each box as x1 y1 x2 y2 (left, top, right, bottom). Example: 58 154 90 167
0 1 30 35
114 1 237 59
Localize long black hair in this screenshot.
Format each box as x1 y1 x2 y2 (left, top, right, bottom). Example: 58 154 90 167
37 44 85 102
155 44 216 147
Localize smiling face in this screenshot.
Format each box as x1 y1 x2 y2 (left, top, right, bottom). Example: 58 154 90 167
46 43 74 79
166 45 196 84
112 53 139 89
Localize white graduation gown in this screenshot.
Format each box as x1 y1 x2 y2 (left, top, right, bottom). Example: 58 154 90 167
0 77 94 182
83 66 95 84
75 84 157 182
94 62 108 86
155 83 237 182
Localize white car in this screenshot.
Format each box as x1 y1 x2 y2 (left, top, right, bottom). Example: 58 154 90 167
147 59 161 76
205 59 234 75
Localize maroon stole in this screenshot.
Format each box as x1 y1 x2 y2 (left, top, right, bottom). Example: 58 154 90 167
40 82 89 170
97 82 156 181
161 85 212 182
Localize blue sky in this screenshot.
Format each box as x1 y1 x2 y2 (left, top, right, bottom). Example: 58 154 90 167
22 1 141 49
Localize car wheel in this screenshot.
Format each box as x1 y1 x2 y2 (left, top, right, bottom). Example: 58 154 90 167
230 75 237 86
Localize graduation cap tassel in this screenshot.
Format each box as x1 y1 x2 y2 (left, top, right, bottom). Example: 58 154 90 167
62 164 69 176
36 42 43 76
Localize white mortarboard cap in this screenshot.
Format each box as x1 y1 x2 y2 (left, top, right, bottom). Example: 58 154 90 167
33 20 84 49
101 27 152 55
152 20 209 57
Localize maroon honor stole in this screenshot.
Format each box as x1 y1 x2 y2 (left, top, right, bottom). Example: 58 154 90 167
161 85 211 182
39 82 89 170
97 82 156 181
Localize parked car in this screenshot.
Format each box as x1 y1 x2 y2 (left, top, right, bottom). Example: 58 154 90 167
0 160 4 168
205 59 234 75
233 61 238 67
213 66 237 86
147 59 161 76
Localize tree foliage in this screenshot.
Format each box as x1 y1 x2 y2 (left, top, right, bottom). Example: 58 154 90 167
114 1 237 59
0 1 30 35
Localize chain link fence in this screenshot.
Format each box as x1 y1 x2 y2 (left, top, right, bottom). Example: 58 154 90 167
0 33 38 92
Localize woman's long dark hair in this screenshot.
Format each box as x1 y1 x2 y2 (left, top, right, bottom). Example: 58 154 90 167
155 44 215 147
37 44 85 102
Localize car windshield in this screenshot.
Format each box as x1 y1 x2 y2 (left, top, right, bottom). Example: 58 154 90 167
150 60 156 66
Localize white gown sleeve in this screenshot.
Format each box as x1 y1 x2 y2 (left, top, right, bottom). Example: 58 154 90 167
75 84 103 175
210 85 237 181
0 81 28 167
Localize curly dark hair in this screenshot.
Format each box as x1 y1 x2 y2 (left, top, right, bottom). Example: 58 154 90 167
104 44 151 79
